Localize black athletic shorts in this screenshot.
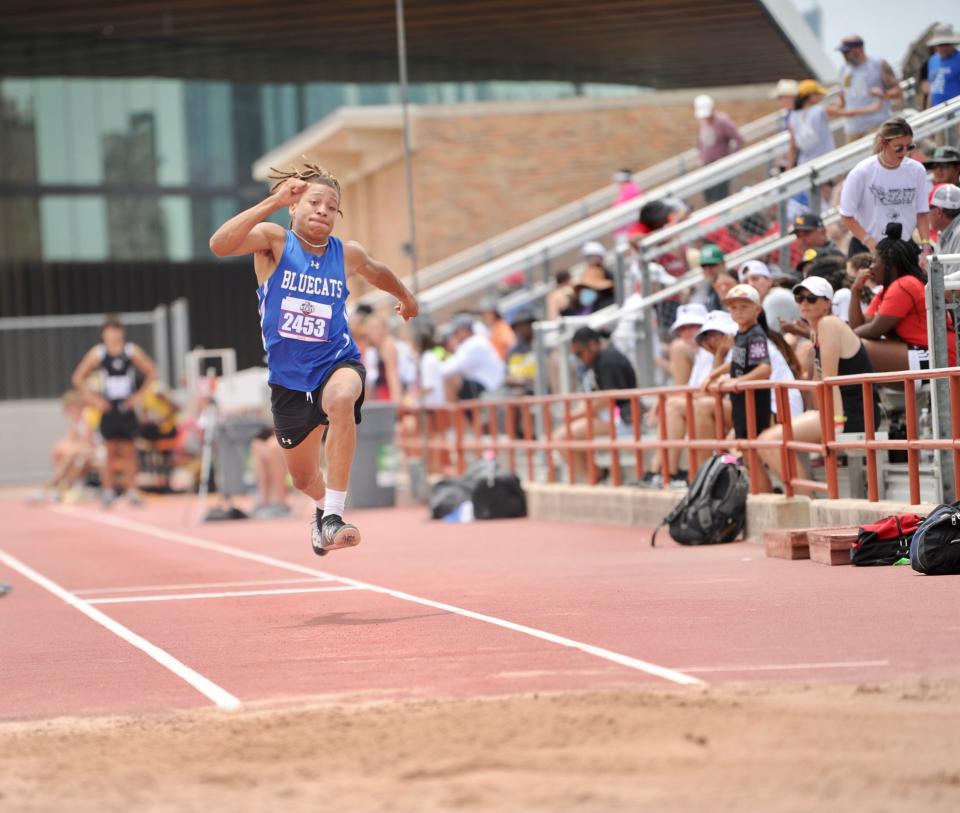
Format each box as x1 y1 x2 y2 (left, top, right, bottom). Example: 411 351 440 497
270 359 366 449
100 403 139 441
731 389 772 440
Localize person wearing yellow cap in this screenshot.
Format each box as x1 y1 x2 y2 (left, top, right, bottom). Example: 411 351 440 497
786 80 836 169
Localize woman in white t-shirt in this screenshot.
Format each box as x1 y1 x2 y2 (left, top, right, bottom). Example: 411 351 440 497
839 117 932 256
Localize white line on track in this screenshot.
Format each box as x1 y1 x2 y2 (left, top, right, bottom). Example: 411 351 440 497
0 547 242 711
672 660 890 674
73 576 334 595
86 585 364 605
55 507 703 687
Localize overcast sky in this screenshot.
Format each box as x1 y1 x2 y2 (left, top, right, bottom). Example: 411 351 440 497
794 0 959 73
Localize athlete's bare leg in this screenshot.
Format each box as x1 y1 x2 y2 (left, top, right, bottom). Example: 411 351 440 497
321 367 363 491
280 425 327 502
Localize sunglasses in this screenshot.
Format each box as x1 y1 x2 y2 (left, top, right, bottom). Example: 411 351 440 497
889 142 916 155
794 293 825 304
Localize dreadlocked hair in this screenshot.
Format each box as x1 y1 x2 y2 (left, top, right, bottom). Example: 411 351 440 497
875 222 925 285
268 161 342 205
757 309 803 380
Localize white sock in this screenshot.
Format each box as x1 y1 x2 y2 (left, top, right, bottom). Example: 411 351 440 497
325 489 346 519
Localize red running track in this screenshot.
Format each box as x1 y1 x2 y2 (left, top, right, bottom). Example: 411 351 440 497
2 496 960 720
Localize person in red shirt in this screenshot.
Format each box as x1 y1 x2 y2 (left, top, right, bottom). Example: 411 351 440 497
847 223 956 371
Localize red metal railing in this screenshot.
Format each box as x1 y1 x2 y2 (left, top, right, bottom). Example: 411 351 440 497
398 366 960 503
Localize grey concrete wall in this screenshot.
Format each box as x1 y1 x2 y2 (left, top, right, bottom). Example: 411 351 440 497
0 399 66 484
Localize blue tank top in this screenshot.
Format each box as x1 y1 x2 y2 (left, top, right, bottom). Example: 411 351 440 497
257 232 360 391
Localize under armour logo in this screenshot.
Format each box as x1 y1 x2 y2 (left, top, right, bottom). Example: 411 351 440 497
310 259 320 269
281 437 293 446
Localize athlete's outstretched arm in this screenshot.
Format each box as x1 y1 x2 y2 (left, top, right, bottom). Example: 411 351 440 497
208 179 302 258
344 242 419 321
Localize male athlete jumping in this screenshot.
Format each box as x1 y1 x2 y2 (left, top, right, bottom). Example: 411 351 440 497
209 163 418 555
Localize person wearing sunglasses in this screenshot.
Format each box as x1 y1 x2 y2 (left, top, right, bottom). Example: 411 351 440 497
757 276 878 487
839 117 932 257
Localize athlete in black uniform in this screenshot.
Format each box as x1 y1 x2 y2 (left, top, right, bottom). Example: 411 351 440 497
72 317 157 506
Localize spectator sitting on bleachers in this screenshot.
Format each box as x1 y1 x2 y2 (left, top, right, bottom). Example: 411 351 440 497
786 80 836 168
694 94 746 203
839 117 932 256
931 184 960 254
650 304 711 487
479 298 516 361
690 243 725 311
848 222 957 371
712 268 739 305
546 269 577 320
573 242 616 315
439 314 505 401
758 276 879 488
739 260 774 301
791 213 842 258
504 308 538 396
554 326 636 484
925 147 960 188
30 390 95 502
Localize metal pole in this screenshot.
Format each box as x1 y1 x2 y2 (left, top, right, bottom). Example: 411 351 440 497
395 0 419 291
926 257 955 500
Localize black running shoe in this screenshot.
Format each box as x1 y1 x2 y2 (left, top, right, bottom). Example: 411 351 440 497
311 513 361 557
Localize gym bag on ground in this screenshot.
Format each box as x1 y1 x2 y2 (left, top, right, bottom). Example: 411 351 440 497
851 513 923 566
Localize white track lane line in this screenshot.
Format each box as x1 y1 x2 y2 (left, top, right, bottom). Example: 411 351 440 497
55 507 703 687
86 585 363 605
0 548 241 711
73 577 334 595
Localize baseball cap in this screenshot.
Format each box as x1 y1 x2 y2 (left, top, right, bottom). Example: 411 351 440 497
931 183 960 210
508 307 537 327
670 303 709 334
797 79 828 97
770 78 799 98
796 245 842 271
724 283 761 306
451 313 476 333
739 260 771 281
924 146 960 168
613 169 633 183
793 277 834 302
696 310 738 340
581 241 606 259
838 35 864 53
790 213 824 232
699 244 725 266
694 94 714 119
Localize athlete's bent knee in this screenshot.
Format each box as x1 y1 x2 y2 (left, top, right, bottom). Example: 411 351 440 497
290 467 322 494
324 388 356 420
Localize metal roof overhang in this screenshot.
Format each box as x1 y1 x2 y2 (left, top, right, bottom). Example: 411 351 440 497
0 0 835 87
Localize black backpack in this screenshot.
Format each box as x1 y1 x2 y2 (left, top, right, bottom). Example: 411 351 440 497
472 470 527 520
910 501 960 575
651 454 748 547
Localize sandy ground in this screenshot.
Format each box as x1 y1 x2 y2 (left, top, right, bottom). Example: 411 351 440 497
3 680 960 813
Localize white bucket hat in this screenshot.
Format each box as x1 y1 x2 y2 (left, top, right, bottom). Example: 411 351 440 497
670 303 709 334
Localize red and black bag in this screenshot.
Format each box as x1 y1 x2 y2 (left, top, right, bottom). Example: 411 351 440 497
851 513 924 566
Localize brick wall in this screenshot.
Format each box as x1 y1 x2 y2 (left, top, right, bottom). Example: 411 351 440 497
337 86 776 283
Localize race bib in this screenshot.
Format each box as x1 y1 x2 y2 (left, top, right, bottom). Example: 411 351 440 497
103 375 133 401
278 296 333 343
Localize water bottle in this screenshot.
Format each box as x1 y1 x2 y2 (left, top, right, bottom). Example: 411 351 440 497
918 407 933 465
